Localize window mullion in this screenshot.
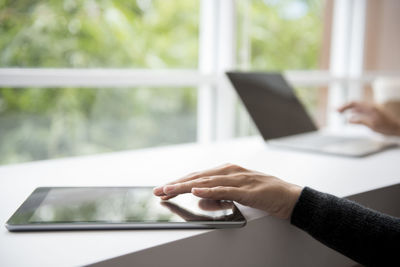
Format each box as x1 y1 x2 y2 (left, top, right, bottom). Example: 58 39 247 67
214 0 237 141
327 0 367 130
197 0 219 143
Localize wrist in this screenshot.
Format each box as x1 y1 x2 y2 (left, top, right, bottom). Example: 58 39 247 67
279 184 303 220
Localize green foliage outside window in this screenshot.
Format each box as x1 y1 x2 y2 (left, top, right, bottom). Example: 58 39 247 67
0 0 323 165
235 0 323 136
241 0 323 70
0 0 199 165
0 0 198 68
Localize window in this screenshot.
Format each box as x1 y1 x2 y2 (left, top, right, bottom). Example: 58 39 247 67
236 0 324 70
0 0 379 166
235 0 325 137
1 0 199 68
0 86 196 164
0 0 199 165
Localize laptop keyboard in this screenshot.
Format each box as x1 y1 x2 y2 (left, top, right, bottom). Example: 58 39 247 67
277 133 362 147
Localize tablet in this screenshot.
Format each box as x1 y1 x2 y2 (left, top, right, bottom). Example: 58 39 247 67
6 187 246 231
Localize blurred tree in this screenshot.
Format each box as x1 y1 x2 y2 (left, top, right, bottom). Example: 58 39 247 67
0 0 323 165
0 0 198 68
237 0 322 70
0 0 199 164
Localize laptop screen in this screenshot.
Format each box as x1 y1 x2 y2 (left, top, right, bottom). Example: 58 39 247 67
227 72 317 140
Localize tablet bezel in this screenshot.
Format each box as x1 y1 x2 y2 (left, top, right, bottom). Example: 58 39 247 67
6 187 247 231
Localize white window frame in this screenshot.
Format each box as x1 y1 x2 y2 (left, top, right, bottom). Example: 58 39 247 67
1 0 399 145
327 0 366 129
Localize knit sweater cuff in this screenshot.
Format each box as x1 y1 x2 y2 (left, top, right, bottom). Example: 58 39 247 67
290 186 325 230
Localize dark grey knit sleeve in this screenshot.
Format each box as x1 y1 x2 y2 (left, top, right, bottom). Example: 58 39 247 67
290 187 400 267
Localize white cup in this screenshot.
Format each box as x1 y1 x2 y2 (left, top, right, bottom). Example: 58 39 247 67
373 77 400 117
373 77 400 103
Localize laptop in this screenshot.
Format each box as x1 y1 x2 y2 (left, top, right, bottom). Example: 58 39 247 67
226 72 396 157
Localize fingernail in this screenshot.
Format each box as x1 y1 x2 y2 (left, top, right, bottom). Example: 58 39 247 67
192 188 207 195
153 186 163 195
164 185 176 195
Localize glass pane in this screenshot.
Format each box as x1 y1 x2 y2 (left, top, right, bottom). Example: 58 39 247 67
0 0 199 68
293 86 326 126
237 0 325 70
0 87 197 165
235 0 326 137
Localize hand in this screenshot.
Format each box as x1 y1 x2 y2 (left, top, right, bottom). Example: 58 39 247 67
338 102 400 136
153 164 303 220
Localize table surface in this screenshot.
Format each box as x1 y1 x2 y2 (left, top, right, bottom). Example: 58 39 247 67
1 136 400 267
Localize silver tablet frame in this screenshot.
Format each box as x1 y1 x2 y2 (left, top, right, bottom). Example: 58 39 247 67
6 187 247 232
6 221 246 231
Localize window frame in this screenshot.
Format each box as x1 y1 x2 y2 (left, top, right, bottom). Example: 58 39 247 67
0 0 398 146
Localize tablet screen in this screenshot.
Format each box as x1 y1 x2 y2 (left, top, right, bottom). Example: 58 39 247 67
16 187 244 224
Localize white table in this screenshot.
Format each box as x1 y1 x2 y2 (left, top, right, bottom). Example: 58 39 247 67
1 136 399 267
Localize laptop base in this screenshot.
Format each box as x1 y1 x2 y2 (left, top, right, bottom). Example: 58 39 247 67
268 132 397 157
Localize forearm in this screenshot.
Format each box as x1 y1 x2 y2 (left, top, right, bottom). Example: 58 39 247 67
291 187 400 266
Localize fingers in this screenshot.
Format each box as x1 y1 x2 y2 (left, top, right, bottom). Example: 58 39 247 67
348 115 374 129
153 163 246 197
338 102 379 130
160 195 177 200
153 186 168 196
153 173 201 196
161 174 244 196
338 101 372 113
337 102 358 113
192 186 244 203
